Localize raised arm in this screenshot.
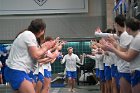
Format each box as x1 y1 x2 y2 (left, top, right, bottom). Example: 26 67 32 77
61 55 66 64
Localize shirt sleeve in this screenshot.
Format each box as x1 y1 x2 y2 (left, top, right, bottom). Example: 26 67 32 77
76 55 80 63
87 55 96 59
61 55 66 64
23 31 38 47
119 33 133 48
95 32 110 38
129 38 140 52
95 32 118 39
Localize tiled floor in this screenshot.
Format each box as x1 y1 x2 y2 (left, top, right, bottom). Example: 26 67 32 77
0 84 100 93
56 85 100 93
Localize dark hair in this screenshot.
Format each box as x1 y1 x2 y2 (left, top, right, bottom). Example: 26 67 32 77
112 28 116 34
104 28 113 33
45 36 54 41
37 36 53 46
125 18 140 31
28 19 46 34
115 14 126 27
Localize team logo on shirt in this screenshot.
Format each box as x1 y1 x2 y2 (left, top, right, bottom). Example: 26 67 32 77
34 0 47 6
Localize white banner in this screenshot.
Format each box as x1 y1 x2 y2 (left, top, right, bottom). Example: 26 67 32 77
0 0 88 15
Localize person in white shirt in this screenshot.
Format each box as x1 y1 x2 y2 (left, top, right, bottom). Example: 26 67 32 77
105 18 140 93
4 19 56 93
95 15 133 93
87 48 105 93
61 47 80 92
86 48 100 81
35 36 63 93
92 37 113 93
111 15 133 93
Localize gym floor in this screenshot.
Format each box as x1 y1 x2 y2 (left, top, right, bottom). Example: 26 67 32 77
0 84 100 93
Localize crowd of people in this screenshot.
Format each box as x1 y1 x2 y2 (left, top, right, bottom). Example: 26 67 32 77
2 19 65 93
89 15 140 93
0 15 139 93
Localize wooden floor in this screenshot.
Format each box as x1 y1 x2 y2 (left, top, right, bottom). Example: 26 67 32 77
0 84 100 93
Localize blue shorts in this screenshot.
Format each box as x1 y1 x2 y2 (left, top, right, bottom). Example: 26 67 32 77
119 72 131 84
28 71 36 83
4 66 32 90
38 72 44 83
131 70 140 87
38 69 51 83
99 70 105 82
114 69 120 88
66 71 77 79
111 64 117 77
44 69 52 78
28 72 38 83
95 68 99 78
104 66 111 80
0 70 2 74
32 74 38 83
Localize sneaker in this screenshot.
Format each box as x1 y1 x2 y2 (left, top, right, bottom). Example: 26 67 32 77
68 88 72 92
96 81 100 85
72 89 76 92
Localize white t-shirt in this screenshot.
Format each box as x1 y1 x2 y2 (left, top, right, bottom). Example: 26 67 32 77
86 55 98 69
34 50 52 76
61 53 80 71
108 52 116 66
38 62 51 76
87 54 103 70
6 31 38 73
97 54 104 70
117 31 133 73
119 31 133 48
42 50 52 71
103 53 113 67
33 63 39 75
109 52 119 66
129 33 140 71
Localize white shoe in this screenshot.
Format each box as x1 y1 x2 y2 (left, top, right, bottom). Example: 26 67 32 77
72 89 76 92
96 81 100 85
68 88 72 92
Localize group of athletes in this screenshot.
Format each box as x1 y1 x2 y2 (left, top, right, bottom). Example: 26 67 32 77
3 18 84 93
3 19 66 93
88 14 140 93
1 14 140 93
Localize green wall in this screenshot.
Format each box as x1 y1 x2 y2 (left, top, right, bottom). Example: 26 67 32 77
51 41 92 74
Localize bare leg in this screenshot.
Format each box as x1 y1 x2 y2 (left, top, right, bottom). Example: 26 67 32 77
112 77 118 93
120 77 132 93
100 82 105 93
18 79 35 93
35 81 43 93
106 80 112 93
132 83 140 93
41 78 51 93
71 78 76 92
32 81 36 89
68 78 72 91
104 81 107 93
0 74 3 84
